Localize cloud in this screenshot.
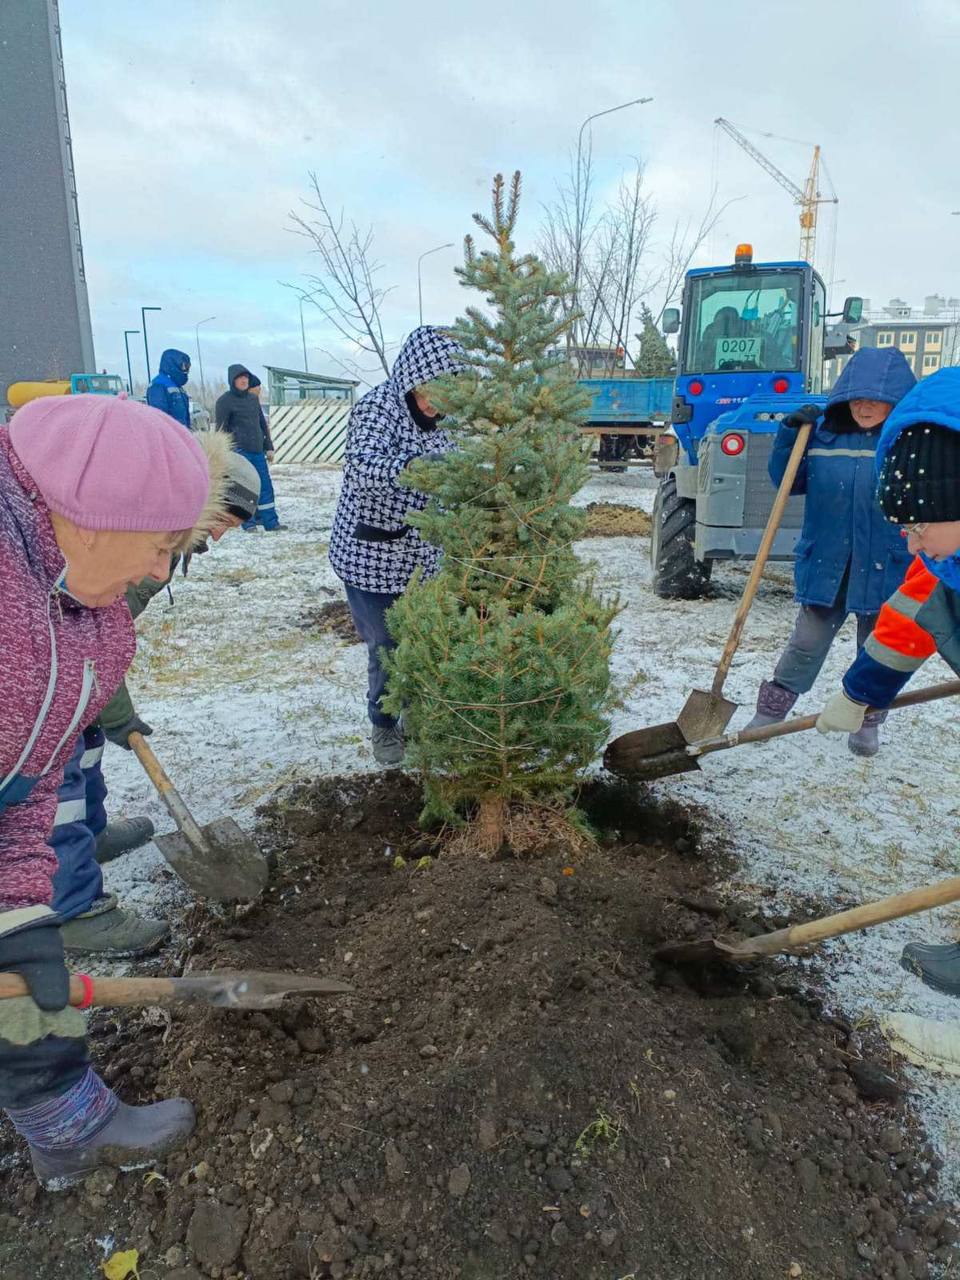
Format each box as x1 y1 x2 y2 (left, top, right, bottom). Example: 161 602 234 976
57 0 960 383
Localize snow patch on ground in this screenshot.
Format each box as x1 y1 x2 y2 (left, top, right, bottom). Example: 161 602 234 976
101 462 960 1192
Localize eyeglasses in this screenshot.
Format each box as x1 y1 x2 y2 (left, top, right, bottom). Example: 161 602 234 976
901 522 929 536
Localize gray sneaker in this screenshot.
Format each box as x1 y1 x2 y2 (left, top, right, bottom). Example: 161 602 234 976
371 722 405 766
61 894 169 958
94 816 155 865
30 1096 196 1190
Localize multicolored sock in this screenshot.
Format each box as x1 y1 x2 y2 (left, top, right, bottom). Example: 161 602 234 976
5 1068 118 1150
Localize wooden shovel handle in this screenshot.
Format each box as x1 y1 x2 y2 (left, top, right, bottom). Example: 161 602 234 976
696 678 960 757
0 973 177 1007
743 873 960 957
712 420 813 697
128 732 205 845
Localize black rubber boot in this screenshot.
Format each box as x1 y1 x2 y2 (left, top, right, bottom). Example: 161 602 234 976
901 941 960 996
29 1097 196 1190
94 816 155 864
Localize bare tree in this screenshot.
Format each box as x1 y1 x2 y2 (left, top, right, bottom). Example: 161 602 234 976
541 151 734 375
285 174 395 381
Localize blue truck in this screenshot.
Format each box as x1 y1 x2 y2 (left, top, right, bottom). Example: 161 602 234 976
578 376 674 469
647 244 861 597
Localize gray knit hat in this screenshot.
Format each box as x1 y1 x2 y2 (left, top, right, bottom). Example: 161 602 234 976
224 450 260 521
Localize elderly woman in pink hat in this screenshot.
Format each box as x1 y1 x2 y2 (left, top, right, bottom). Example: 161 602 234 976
0 392 222 1189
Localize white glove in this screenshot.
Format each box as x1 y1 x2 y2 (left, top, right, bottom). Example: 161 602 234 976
816 690 868 735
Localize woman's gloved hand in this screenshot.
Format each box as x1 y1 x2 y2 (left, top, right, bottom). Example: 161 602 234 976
781 404 821 431
0 917 70 1011
103 714 153 750
816 690 868 735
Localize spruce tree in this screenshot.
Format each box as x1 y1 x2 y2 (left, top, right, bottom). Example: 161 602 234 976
634 303 676 377
383 172 617 853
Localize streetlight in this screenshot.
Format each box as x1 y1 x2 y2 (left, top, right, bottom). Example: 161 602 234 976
575 96 654 183
571 96 653 351
195 315 216 402
298 296 311 372
417 243 455 326
122 329 140 395
141 306 161 382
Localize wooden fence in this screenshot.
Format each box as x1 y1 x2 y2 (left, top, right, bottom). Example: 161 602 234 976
269 401 352 464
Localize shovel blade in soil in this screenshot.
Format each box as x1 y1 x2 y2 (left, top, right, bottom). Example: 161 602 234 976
603 720 702 781
676 689 738 743
154 817 269 902
176 970 354 1008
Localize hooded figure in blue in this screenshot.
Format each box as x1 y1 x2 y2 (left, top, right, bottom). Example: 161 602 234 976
146 349 192 429
744 345 916 756
815 366 960 997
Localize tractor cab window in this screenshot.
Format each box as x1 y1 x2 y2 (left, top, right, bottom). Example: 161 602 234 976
683 271 803 373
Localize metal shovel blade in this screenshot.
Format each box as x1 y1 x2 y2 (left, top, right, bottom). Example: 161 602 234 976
675 688 738 743
174 970 354 1009
603 720 702 781
154 816 270 902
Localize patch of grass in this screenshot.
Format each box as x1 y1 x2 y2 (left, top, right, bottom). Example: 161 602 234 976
574 1107 622 1160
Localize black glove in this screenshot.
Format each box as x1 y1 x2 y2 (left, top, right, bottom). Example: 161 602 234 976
103 714 153 750
781 404 821 431
0 920 70 1011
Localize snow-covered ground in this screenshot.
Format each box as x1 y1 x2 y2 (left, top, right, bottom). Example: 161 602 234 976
103 462 960 1191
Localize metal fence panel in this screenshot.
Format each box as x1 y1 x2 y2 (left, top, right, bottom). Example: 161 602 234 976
270 402 351 463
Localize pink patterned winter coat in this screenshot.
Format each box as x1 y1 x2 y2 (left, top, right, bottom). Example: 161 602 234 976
0 428 135 930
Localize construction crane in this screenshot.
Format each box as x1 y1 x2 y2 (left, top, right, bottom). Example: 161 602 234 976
714 117 837 267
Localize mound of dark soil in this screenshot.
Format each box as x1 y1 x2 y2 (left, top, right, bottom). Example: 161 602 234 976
299 600 358 641
0 773 954 1280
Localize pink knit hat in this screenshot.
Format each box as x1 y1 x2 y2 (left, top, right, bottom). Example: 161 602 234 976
10 393 210 532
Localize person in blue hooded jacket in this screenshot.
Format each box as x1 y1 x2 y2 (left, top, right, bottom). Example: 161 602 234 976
814 367 960 994
146 349 192 429
744 346 916 755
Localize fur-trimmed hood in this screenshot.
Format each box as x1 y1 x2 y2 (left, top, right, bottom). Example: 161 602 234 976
175 429 234 553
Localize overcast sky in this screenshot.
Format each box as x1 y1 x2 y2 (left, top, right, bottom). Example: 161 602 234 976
60 0 960 390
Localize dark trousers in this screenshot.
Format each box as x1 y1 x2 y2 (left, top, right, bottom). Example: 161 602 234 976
774 603 877 695
238 449 279 530
344 585 401 727
50 728 106 921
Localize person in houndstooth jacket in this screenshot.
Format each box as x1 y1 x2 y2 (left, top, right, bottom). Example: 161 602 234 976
329 326 464 764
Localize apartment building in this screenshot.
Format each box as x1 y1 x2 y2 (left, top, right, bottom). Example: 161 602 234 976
825 295 960 388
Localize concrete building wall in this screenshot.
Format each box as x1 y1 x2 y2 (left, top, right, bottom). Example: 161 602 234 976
0 0 94 405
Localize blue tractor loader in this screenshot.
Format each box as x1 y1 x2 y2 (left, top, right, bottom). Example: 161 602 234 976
651 243 862 598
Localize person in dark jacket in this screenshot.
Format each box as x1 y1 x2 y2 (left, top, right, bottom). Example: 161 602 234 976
744 346 916 755
146 349 192 429
329 326 464 764
816 368 960 994
214 365 279 530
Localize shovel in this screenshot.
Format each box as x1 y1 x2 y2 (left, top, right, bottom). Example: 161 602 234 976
129 733 270 902
655 869 960 969
0 969 353 1009
605 679 960 780
626 419 814 764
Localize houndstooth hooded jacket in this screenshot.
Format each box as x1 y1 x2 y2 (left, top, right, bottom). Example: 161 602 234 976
329 326 463 594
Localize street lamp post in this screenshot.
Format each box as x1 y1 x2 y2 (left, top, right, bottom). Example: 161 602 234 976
195 315 216 403
141 306 162 382
575 96 654 186
123 329 140 395
417 243 455 326
298 296 310 372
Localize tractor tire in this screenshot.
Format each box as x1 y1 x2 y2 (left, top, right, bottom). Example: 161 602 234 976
650 475 712 600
